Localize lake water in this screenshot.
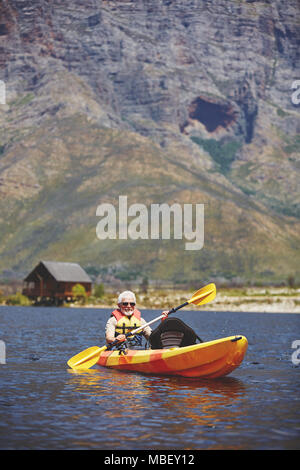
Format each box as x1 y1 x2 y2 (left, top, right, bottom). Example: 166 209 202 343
0 306 299 451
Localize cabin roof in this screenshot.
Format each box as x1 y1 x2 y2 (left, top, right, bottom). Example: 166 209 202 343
25 261 92 283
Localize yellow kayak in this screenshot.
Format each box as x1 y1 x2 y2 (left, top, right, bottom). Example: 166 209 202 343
97 335 248 378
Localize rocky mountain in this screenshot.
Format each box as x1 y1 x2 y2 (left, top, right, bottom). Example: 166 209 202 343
0 0 299 285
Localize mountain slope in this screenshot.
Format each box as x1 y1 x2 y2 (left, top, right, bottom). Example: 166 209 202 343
0 0 299 284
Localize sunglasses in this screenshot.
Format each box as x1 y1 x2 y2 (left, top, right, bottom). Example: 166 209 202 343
121 302 136 307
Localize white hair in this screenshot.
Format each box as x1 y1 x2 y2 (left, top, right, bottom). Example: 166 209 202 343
117 290 136 304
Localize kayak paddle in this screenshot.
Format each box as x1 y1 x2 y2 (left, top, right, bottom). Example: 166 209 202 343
67 282 216 370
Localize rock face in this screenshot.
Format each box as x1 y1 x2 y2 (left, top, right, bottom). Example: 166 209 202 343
0 0 299 284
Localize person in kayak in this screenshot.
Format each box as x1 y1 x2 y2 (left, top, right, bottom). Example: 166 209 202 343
105 290 168 349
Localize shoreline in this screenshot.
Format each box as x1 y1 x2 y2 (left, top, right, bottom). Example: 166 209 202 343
69 289 300 314
69 303 300 313
2 288 300 314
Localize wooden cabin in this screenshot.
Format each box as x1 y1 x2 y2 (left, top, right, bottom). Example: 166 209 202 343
22 260 92 304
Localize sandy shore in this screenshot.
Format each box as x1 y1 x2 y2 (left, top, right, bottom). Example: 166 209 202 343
70 288 300 314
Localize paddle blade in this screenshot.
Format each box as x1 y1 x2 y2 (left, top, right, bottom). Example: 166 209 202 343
188 283 216 306
67 345 107 370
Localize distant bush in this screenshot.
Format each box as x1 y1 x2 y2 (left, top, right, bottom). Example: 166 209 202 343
85 266 101 277
71 283 87 304
284 135 300 154
140 277 149 294
191 137 242 173
287 275 295 289
93 283 105 298
5 293 31 306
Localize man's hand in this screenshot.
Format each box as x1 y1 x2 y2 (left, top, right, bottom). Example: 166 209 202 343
116 334 126 342
161 311 169 321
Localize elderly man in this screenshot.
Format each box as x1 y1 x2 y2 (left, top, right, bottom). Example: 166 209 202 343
105 290 153 348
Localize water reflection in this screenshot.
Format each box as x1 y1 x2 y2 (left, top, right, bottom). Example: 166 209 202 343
66 367 247 448
144 375 247 434
67 368 153 420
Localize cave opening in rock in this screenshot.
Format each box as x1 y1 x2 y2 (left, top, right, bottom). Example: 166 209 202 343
188 97 236 132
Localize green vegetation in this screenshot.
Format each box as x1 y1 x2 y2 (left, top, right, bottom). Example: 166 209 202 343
283 135 300 154
117 268 141 281
9 93 35 108
218 286 299 297
191 137 242 173
276 107 289 118
5 293 31 306
71 283 87 304
93 283 105 298
140 277 149 293
287 275 295 289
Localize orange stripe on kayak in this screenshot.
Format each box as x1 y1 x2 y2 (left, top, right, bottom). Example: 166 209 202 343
98 349 140 367
97 350 113 366
118 352 169 374
118 350 138 366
